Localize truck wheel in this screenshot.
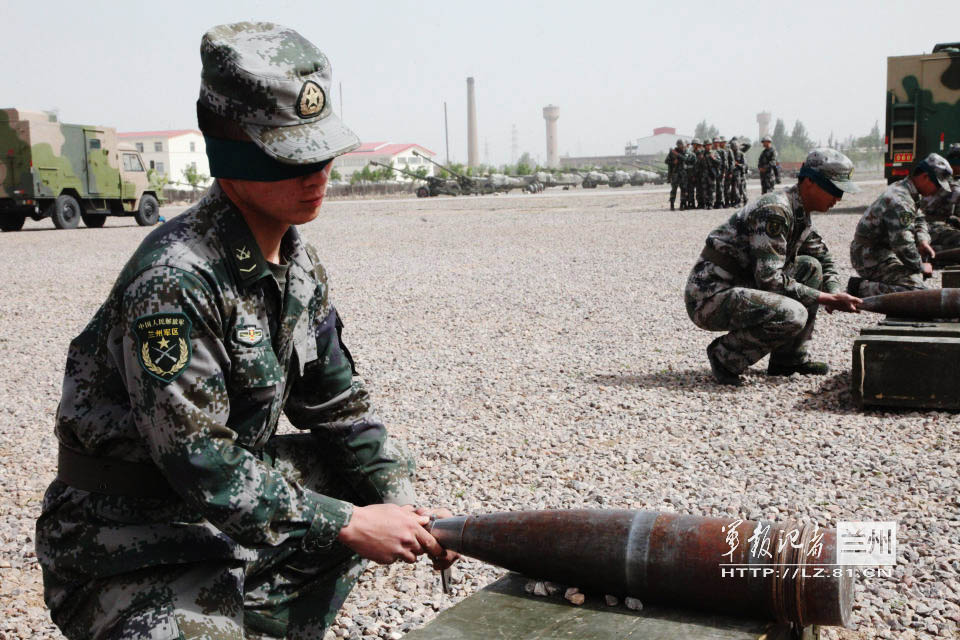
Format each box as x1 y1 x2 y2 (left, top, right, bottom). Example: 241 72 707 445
416 186 429 198
81 213 107 228
135 195 160 226
1 212 26 232
52 195 81 229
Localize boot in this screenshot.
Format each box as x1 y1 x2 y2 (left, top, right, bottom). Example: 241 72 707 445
767 360 829 376
707 337 742 386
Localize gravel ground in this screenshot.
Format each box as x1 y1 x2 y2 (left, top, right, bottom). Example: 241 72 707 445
1 180 957 640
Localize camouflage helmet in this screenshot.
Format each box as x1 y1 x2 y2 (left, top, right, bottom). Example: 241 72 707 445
712 137 721 143
676 139 685 147
718 136 726 143
691 137 702 145
916 153 953 191
761 135 772 143
198 22 360 165
800 148 860 194
729 136 738 143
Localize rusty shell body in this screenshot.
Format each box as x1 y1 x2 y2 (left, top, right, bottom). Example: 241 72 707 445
933 247 960 266
857 288 960 319
430 509 851 627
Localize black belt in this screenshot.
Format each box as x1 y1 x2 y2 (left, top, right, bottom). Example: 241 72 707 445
700 245 751 281
57 444 176 498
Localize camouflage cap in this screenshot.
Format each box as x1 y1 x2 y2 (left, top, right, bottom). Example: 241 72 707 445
761 135 772 143
712 137 721 143
729 136 738 143
718 136 726 143
916 153 953 191
691 137 702 145
801 148 859 194
199 22 360 165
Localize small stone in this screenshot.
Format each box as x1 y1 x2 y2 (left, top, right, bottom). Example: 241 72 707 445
564 587 580 598
624 597 643 611
565 591 585 606
544 581 561 595
533 581 548 597
524 580 536 594
604 595 619 606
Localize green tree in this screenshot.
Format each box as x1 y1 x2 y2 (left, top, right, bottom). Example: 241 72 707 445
515 152 534 175
694 120 719 142
789 120 814 152
182 164 210 201
330 167 342 181
771 119 788 151
147 168 170 194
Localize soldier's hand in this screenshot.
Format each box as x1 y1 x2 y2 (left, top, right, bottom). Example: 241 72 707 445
922 262 934 277
919 242 935 260
415 507 461 570
819 291 861 314
338 504 441 565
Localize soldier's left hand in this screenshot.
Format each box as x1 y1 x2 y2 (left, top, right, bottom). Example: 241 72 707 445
415 507 461 570
919 242 936 260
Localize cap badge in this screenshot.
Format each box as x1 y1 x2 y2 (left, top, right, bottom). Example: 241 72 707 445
297 81 325 118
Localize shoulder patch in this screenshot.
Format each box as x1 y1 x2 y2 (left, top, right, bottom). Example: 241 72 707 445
899 209 913 227
134 313 192 383
761 211 788 238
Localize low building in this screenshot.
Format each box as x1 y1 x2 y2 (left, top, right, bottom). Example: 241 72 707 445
333 142 437 181
624 127 693 157
117 130 212 190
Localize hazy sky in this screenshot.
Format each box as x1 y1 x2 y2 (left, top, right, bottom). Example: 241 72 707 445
3 1 958 165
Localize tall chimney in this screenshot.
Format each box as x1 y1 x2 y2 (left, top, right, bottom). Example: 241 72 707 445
543 105 560 168
467 77 478 168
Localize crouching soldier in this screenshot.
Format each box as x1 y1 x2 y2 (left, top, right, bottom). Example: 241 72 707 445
685 149 861 385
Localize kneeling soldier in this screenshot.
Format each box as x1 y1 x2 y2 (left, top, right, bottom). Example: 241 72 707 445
685 149 861 385
848 153 953 297
36 22 456 639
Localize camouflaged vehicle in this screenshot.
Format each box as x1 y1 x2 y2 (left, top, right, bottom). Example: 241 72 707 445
885 42 960 183
0 109 158 231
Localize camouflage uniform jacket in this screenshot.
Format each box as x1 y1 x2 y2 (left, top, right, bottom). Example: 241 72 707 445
665 148 682 182
758 147 780 178
696 185 841 305
920 177 960 222
851 178 931 273
37 182 415 584
681 149 697 177
702 149 721 178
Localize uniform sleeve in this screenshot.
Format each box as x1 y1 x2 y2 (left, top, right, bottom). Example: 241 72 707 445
912 212 931 246
284 291 416 507
882 205 924 271
799 227 841 294
120 266 352 553
749 208 822 305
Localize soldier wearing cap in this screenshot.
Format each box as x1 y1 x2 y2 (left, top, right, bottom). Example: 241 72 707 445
35 22 456 639
685 148 862 385
848 153 952 297
665 139 686 211
918 144 960 253
758 135 781 194
728 137 746 207
714 136 728 208
681 140 698 210
690 138 705 209
700 139 720 210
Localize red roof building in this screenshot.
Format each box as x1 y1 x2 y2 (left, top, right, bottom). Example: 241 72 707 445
333 142 438 180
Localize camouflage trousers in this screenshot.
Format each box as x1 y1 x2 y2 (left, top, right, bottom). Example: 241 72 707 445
929 220 960 252
44 434 367 640
701 175 716 209
714 176 725 208
683 175 697 209
760 172 776 194
686 256 823 374
855 258 927 297
669 178 681 207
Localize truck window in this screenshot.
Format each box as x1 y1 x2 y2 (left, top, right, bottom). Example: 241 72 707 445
123 154 145 172
89 139 101 150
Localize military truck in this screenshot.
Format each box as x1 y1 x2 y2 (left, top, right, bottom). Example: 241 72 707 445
0 109 158 231
885 42 960 183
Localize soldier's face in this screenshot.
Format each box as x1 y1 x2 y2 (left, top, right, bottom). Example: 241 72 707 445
799 179 840 212
762 141 771 149
221 164 332 226
913 172 939 196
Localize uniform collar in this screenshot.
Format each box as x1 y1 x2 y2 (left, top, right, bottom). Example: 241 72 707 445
212 181 315 290
901 177 921 205
785 184 808 223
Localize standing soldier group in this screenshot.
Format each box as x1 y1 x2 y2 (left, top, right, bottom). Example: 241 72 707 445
667 136 752 211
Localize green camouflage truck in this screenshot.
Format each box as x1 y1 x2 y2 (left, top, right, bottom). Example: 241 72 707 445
885 42 960 183
0 109 159 231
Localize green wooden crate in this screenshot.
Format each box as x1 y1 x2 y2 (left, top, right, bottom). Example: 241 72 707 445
405 573 815 639
941 269 960 289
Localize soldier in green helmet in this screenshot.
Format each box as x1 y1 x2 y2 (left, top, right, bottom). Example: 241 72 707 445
35 22 457 639
685 148 862 385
